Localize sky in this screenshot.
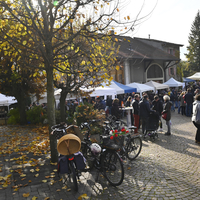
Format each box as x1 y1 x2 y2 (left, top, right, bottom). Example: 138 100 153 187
120 0 200 61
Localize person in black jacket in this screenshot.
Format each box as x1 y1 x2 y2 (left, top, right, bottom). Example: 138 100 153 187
106 96 113 115
111 98 121 119
139 95 152 135
185 88 194 117
152 95 163 132
132 94 140 133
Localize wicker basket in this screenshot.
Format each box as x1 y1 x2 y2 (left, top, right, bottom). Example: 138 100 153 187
57 134 81 155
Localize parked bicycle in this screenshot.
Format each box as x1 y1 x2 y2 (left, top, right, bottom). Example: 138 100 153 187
51 123 85 191
104 116 142 161
80 120 124 186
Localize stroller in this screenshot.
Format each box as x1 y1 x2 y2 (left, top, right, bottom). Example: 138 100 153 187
144 111 159 140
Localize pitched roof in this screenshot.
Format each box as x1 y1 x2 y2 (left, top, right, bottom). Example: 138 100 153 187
114 35 180 61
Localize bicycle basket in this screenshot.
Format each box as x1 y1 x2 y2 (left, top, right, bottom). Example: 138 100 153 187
57 134 81 155
101 135 120 150
113 135 125 148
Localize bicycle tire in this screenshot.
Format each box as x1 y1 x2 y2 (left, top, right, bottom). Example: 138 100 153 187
102 150 124 186
126 136 142 160
70 161 78 191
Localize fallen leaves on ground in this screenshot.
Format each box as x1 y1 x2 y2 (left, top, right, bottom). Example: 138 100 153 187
77 193 89 200
0 126 52 191
22 192 30 197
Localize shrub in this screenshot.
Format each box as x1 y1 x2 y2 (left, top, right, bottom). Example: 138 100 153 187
74 102 105 135
26 106 47 124
7 108 20 125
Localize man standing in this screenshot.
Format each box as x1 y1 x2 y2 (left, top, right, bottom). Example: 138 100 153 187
139 95 151 135
132 94 140 133
185 88 194 117
152 95 163 131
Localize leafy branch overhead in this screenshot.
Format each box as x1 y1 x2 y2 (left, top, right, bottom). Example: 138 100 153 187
0 0 148 162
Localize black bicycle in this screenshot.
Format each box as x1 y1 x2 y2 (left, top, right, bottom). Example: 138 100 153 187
80 120 124 186
51 123 84 191
104 117 142 161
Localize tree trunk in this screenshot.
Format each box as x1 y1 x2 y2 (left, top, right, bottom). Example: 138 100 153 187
16 94 27 125
46 67 57 163
60 90 67 122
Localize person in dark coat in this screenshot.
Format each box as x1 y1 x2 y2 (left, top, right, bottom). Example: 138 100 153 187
139 95 152 135
106 96 113 115
152 95 163 131
111 98 121 119
132 94 140 133
184 88 194 117
162 95 172 135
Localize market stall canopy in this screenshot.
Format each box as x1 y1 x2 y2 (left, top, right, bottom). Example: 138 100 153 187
80 86 117 99
187 72 200 80
183 77 196 82
0 93 17 106
102 81 137 94
163 77 183 87
144 81 169 92
126 82 154 96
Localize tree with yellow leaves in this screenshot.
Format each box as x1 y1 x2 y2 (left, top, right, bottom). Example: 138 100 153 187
0 22 46 124
54 33 118 122
0 0 146 162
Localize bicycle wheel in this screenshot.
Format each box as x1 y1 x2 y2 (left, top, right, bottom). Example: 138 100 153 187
81 142 94 171
69 161 78 191
126 136 142 160
102 150 124 186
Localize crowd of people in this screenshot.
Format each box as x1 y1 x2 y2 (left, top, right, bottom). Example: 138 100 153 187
27 82 200 144
87 82 200 144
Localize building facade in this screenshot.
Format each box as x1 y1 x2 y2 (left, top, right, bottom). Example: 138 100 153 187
111 36 183 84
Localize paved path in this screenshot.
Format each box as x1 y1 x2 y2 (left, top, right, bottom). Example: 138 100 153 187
0 112 200 200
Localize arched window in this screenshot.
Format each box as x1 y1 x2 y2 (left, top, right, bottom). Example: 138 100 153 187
146 64 164 82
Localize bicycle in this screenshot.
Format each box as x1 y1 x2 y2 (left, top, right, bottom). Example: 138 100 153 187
80 120 124 186
104 117 142 161
51 123 84 191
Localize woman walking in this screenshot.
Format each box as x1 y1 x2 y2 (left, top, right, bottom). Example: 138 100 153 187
162 95 172 136
192 94 200 144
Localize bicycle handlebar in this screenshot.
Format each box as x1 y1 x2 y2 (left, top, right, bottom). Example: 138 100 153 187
80 119 101 130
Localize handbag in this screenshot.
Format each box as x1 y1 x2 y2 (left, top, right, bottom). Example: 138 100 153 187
162 112 167 120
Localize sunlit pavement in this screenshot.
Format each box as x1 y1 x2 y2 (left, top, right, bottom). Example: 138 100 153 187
0 111 200 200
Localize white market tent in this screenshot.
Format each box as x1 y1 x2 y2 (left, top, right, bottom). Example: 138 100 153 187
80 86 117 99
0 93 17 106
126 82 154 96
102 80 137 94
187 72 200 80
163 77 183 87
0 94 17 111
144 81 169 92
